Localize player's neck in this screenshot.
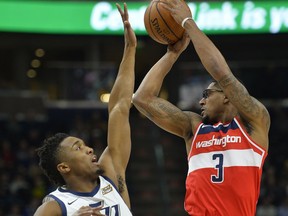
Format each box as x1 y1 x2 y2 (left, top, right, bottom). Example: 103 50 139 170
220 106 237 123
65 176 99 192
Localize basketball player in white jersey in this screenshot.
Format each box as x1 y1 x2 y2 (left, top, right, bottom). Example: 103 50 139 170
34 3 136 216
132 0 270 215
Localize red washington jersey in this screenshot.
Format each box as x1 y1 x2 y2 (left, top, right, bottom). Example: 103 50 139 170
185 117 267 216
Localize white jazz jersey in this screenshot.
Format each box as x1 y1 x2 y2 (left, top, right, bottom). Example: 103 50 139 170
44 175 132 216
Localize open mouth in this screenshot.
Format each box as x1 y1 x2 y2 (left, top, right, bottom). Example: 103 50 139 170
92 155 97 163
201 108 205 116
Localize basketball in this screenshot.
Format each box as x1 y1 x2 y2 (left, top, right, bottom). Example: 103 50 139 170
144 0 189 45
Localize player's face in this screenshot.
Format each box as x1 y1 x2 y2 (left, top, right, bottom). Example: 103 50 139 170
58 136 103 177
199 83 225 124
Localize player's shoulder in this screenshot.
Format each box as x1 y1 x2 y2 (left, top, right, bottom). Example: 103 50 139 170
33 199 61 216
184 111 202 129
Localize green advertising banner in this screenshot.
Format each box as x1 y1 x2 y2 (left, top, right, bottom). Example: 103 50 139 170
0 1 287 35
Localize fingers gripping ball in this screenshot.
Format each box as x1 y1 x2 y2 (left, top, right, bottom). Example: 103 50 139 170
144 0 189 45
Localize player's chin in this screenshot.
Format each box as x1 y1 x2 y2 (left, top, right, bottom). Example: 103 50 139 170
201 113 207 119
202 115 210 124
96 167 105 176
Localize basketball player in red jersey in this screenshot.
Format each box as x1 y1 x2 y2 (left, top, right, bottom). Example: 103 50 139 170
132 0 270 215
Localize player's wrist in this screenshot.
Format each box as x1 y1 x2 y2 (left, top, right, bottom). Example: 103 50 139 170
181 17 193 28
166 49 181 60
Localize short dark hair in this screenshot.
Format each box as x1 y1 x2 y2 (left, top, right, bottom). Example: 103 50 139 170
36 133 69 186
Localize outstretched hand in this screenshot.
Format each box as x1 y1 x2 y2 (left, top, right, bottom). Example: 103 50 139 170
162 0 192 26
116 3 137 48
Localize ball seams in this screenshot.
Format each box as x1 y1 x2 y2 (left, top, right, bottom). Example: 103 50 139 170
155 1 182 43
144 0 186 44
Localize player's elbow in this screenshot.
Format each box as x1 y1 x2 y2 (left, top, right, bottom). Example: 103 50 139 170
109 98 131 114
132 92 156 118
132 91 148 109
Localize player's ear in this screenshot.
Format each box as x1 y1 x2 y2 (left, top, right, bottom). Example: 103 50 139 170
57 162 70 174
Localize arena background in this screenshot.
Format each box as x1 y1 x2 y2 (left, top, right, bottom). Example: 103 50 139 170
0 0 287 215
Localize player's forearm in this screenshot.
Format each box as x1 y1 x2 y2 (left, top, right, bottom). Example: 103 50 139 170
109 50 135 111
136 51 179 98
185 19 230 81
117 50 135 99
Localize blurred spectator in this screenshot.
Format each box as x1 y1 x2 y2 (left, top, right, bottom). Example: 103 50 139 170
1 140 15 168
278 197 288 216
257 196 277 216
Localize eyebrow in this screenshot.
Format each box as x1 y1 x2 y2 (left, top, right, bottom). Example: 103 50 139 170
71 140 81 149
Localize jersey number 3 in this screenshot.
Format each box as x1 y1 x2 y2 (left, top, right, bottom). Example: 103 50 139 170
211 153 224 183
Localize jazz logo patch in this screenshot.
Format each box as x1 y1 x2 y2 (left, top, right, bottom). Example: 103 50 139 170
102 184 113 195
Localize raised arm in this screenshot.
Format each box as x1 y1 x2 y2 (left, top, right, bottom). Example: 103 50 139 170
98 3 136 207
107 2 136 169
133 34 201 150
165 0 270 149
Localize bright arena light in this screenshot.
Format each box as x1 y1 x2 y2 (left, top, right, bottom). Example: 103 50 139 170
100 93 110 103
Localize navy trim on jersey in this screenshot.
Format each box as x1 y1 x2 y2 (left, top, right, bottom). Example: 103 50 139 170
56 175 118 197
58 184 100 197
90 201 103 208
198 120 239 135
48 194 67 216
